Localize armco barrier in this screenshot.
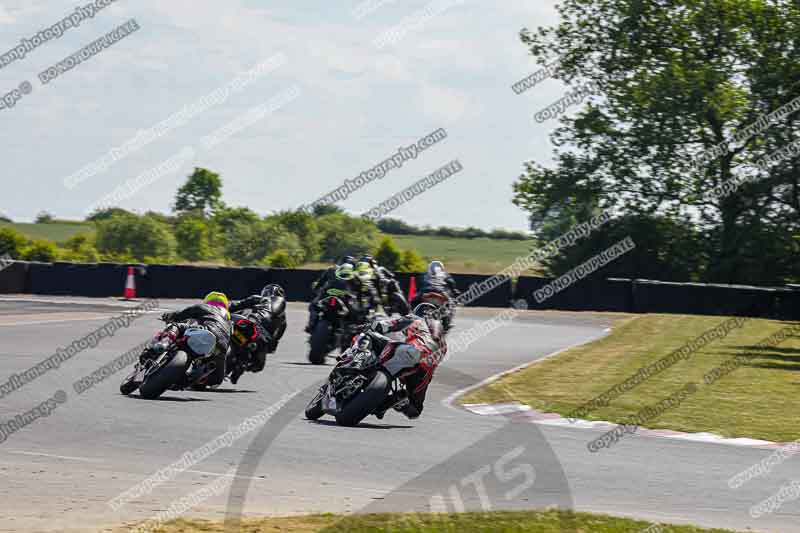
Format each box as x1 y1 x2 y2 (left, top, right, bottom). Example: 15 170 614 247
0 261 29 294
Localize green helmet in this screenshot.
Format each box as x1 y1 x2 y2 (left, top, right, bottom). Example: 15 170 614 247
335 264 355 280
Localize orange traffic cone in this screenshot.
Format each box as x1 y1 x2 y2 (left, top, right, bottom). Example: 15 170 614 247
407 275 417 303
123 266 136 300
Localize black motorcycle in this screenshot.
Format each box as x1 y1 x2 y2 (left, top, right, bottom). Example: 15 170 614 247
119 322 226 399
227 313 269 384
304 330 415 426
308 295 368 365
380 277 411 316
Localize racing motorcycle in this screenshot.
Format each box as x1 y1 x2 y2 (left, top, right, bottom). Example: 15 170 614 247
305 330 414 426
226 313 268 385
417 291 454 332
308 295 369 365
380 278 410 316
119 322 226 399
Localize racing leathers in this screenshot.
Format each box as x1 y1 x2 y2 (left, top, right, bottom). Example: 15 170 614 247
307 276 375 333
374 266 410 315
155 303 233 386
411 268 460 330
229 290 287 365
368 314 447 419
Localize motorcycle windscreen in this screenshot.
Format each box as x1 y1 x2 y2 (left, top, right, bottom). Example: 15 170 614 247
185 328 216 356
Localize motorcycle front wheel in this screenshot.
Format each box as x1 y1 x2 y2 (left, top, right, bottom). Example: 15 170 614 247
304 387 326 420
139 351 189 399
335 371 390 427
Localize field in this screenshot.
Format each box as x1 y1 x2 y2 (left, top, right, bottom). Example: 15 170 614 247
1 221 541 274
390 234 541 274
0 221 93 243
463 314 800 443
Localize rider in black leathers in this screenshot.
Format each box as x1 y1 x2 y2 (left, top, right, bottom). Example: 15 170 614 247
154 291 233 387
360 255 410 315
228 284 287 379
410 260 460 329
306 263 375 334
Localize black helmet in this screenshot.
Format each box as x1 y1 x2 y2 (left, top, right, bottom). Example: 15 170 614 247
338 255 355 266
261 284 285 298
359 254 375 265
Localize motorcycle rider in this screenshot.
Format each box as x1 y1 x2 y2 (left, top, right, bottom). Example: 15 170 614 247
354 259 381 315
306 263 371 334
410 260 460 330
365 303 447 420
228 284 287 382
360 254 410 315
306 255 356 333
152 291 233 387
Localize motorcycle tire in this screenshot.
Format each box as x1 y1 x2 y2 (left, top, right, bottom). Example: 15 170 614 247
309 320 331 365
304 387 326 420
139 351 189 399
335 370 390 427
119 374 138 395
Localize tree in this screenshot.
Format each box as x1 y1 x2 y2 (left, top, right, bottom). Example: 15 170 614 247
222 219 302 266
269 210 321 262
174 167 223 216
95 213 176 262
23 239 58 262
399 249 426 273
374 236 403 271
175 216 211 262
0 228 27 259
513 0 800 284
0 214 11 222
316 212 379 260
35 211 54 223
86 207 133 222
61 233 100 263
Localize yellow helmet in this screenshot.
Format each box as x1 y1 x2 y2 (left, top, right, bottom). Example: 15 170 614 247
203 291 230 319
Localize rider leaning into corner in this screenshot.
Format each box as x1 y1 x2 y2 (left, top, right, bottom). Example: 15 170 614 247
305 263 374 333
410 260 461 329
228 284 287 381
153 291 233 386
365 303 447 420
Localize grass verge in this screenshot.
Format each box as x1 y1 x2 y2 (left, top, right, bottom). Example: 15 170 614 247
127 510 748 532
461 314 800 443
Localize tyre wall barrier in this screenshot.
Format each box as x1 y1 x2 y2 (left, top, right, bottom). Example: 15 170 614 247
26 262 139 297
145 265 268 300
15 261 799 319
0 261 29 294
514 276 633 312
264 268 323 302
631 279 779 317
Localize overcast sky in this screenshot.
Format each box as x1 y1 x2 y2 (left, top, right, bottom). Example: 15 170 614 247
0 0 570 231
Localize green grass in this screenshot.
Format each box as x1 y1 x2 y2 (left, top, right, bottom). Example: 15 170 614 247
0 221 93 243
389 234 541 274
462 314 800 443
125 510 749 532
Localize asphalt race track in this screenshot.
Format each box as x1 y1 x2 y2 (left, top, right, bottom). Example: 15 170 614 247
0 296 798 533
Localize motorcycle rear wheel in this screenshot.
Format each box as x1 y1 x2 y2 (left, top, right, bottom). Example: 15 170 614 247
335 371 390 427
309 320 331 365
139 351 189 399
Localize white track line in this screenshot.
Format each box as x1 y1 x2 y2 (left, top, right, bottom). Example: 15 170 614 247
6 450 99 462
